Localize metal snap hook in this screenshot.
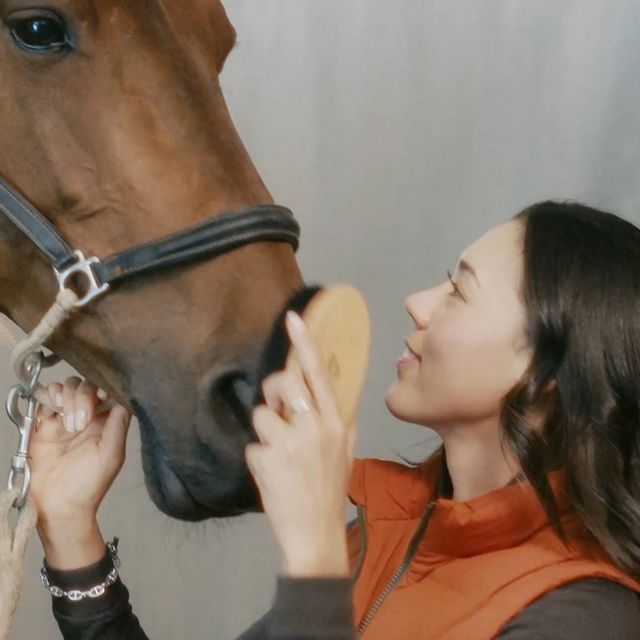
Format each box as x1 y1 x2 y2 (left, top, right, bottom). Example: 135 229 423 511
7 463 31 510
5 392 39 509
6 384 24 429
23 351 44 397
5 352 42 510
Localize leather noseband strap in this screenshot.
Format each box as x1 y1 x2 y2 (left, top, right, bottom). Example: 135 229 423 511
0 176 300 307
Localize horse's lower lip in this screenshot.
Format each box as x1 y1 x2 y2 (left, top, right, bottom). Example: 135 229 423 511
134 398 257 520
149 454 215 521
141 444 252 520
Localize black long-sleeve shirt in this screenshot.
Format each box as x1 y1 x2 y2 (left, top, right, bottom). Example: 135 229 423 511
46 547 640 639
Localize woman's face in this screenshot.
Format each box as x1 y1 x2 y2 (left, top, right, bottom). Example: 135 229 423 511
385 220 533 429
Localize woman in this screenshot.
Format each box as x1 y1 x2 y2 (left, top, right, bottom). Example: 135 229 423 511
29 201 640 639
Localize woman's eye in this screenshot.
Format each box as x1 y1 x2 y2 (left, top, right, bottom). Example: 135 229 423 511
446 270 464 299
9 14 70 52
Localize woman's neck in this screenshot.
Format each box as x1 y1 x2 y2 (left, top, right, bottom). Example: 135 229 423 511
438 423 522 502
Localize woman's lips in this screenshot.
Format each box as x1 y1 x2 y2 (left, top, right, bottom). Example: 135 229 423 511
397 341 421 367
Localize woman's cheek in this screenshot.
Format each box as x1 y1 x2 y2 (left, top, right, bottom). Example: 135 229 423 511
418 322 497 405
415 326 463 398
420 320 463 366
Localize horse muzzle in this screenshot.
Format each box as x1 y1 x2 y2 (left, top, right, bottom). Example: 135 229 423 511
135 283 371 520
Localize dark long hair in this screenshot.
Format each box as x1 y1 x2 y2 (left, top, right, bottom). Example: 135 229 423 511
504 200 640 577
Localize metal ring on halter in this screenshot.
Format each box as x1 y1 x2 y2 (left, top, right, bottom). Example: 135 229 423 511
55 250 110 309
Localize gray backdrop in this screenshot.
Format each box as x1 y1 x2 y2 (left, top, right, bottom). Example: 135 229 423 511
4 1 640 637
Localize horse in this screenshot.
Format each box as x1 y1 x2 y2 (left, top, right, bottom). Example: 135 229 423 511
0 0 305 521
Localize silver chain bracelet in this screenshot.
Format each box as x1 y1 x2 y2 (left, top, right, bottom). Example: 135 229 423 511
41 537 121 602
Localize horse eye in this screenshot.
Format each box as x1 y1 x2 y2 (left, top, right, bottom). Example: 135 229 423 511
9 13 70 52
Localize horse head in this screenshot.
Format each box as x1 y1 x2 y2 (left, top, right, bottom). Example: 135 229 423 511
0 0 304 519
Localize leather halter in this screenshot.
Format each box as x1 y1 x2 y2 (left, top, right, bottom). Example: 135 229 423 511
0 176 300 308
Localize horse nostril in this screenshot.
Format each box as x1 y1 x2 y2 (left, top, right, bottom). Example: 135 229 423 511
209 371 255 430
229 373 254 411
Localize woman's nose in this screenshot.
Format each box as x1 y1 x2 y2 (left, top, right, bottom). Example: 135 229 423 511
404 291 430 329
404 284 446 329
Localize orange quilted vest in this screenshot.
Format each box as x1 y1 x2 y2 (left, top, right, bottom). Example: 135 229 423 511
346 452 640 639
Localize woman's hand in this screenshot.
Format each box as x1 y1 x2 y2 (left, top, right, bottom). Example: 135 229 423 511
29 377 131 568
246 311 357 578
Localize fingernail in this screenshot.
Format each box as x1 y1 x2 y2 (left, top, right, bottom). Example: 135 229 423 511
64 412 74 432
286 311 305 333
55 393 64 407
97 388 108 400
75 409 86 431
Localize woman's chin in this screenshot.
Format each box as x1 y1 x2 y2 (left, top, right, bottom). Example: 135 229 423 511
385 382 439 427
384 383 412 420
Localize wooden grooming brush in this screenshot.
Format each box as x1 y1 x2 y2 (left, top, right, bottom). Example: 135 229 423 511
284 285 371 427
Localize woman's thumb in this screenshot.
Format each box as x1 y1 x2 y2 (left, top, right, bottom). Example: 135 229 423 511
99 406 131 461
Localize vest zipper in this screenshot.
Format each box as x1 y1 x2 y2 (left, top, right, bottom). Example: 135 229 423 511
355 501 437 639
351 505 368 583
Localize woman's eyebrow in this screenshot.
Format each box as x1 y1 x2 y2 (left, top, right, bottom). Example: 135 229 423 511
458 259 481 288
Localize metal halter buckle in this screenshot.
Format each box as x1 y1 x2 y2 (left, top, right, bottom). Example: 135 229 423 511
55 250 110 309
